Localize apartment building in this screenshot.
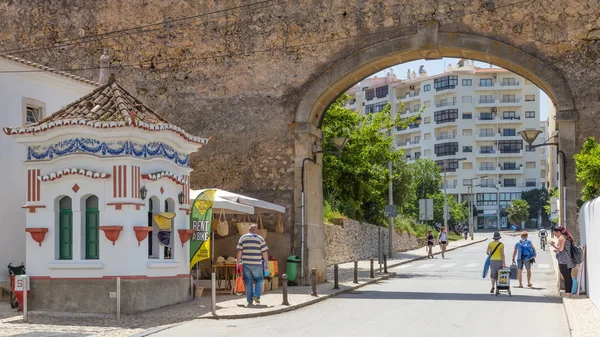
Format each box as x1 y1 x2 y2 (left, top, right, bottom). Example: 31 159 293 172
344 59 542 229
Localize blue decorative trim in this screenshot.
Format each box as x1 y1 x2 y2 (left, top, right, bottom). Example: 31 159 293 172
27 138 190 167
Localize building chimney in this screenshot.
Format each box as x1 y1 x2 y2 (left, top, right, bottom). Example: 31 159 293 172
99 50 110 84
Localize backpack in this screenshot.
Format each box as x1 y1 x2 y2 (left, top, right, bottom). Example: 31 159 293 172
519 240 535 260
569 241 584 265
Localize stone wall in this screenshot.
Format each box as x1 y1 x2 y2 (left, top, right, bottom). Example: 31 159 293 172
324 218 425 266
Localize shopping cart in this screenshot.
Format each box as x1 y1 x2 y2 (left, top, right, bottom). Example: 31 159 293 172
495 267 511 296
8 263 26 309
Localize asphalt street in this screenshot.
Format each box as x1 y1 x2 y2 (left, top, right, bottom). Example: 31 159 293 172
152 232 570 337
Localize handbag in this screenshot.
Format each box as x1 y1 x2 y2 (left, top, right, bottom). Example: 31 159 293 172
275 213 284 234
216 209 229 236
234 264 245 295
255 210 267 239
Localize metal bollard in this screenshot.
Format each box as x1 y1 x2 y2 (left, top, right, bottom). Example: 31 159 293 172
311 268 317 296
384 254 388 274
333 264 339 289
370 258 375 278
353 260 358 284
281 274 290 305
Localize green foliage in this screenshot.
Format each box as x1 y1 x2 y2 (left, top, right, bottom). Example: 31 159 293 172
323 200 345 224
506 199 530 226
394 216 462 241
521 188 550 223
574 137 600 201
543 188 560 224
322 94 419 224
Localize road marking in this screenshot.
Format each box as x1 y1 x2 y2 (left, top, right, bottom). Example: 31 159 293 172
464 263 479 268
536 263 550 269
417 264 434 269
441 263 457 268
393 264 413 269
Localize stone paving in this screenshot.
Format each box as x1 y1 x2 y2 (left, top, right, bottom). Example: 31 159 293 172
0 237 484 337
564 296 600 337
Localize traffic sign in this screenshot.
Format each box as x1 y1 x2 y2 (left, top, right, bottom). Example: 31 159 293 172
385 205 397 217
419 199 433 221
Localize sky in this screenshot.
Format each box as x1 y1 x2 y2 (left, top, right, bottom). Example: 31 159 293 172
369 58 550 121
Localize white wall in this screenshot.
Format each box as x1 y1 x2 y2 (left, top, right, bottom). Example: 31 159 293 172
25 154 191 279
579 198 600 308
0 59 96 283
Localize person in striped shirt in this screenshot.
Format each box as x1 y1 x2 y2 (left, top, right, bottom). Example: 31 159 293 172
236 224 269 305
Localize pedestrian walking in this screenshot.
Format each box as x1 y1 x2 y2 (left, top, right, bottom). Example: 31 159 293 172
512 231 536 288
486 231 506 294
549 226 575 297
236 224 269 306
438 227 448 258
427 230 435 258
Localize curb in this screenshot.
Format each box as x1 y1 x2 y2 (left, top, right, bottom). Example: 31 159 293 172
386 237 488 269
563 298 582 337
198 238 487 320
198 273 394 320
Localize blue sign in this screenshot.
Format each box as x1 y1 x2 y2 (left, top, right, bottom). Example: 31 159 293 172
511 225 517 230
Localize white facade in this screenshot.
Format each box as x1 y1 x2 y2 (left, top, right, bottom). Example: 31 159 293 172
345 60 542 229
0 56 97 285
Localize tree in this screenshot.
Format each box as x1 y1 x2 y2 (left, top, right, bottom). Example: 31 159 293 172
430 192 468 230
521 188 550 226
321 95 419 224
574 137 600 202
506 199 530 228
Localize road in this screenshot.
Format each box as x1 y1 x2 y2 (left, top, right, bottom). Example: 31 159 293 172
152 233 570 337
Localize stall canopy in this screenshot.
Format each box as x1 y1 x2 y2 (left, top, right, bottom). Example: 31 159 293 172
189 189 285 214
189 190 254 214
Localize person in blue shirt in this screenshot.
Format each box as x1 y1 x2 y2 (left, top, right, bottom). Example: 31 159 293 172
512 231 537 288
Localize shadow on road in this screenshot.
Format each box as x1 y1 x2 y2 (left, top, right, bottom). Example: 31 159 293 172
335 290 562 304
394 274 444 279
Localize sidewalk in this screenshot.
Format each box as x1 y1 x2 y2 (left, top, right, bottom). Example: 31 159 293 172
547 239 600 337
0 237 486 337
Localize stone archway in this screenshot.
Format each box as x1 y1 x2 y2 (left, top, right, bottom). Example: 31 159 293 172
294 23 577 281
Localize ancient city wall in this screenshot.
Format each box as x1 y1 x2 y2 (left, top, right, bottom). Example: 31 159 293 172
324 218 425 265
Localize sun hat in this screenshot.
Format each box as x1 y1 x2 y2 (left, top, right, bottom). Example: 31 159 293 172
493 231 502 240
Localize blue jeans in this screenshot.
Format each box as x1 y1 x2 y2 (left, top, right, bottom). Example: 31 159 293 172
243 264 264 303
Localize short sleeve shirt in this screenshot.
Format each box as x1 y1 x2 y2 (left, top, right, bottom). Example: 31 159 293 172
236 233 268 265
488 241 504 261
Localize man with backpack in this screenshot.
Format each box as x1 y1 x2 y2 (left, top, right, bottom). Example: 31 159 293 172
512 231 536 288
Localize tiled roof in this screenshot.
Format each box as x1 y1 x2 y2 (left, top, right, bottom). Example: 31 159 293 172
3 81 210 145
0 53 100 86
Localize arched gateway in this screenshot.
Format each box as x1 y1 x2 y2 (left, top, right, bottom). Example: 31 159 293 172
294 23 578 281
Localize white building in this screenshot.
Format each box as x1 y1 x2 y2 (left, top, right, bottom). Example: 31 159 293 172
0 54 98 291
345 59 542 229
3 74 209 313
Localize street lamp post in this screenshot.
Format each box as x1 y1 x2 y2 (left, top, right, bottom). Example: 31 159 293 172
494 184 501 230
467 175 487 240
301 136 349 286
519 129 567 227
442 158 466 231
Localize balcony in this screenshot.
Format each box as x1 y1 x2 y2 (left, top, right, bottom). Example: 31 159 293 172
441 183 457 189
498 82 522 89
435 101 456 108
475 84 496 91
397 140 421 148
477 150 497 157
476 133 497 141
499 166 524 174
399 92 420 101
435 134 457 141
497 149 524 157
476 167 496 175
435 118 457 125
396 124 420 132
476 99 497 108
498 98 521 107
498 116 522 124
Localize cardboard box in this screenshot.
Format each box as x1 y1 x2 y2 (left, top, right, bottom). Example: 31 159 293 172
271 276 279 290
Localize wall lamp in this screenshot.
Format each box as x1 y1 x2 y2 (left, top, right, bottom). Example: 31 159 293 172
178 191 186 205
140 186 148 200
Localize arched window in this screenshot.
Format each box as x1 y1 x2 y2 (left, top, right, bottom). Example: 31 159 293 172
85 196 99 259
58 197 72 260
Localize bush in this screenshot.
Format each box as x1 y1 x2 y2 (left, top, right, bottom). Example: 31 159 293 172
323 200 345 224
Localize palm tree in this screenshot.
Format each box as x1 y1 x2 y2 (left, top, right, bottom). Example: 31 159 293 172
507 199 530 230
